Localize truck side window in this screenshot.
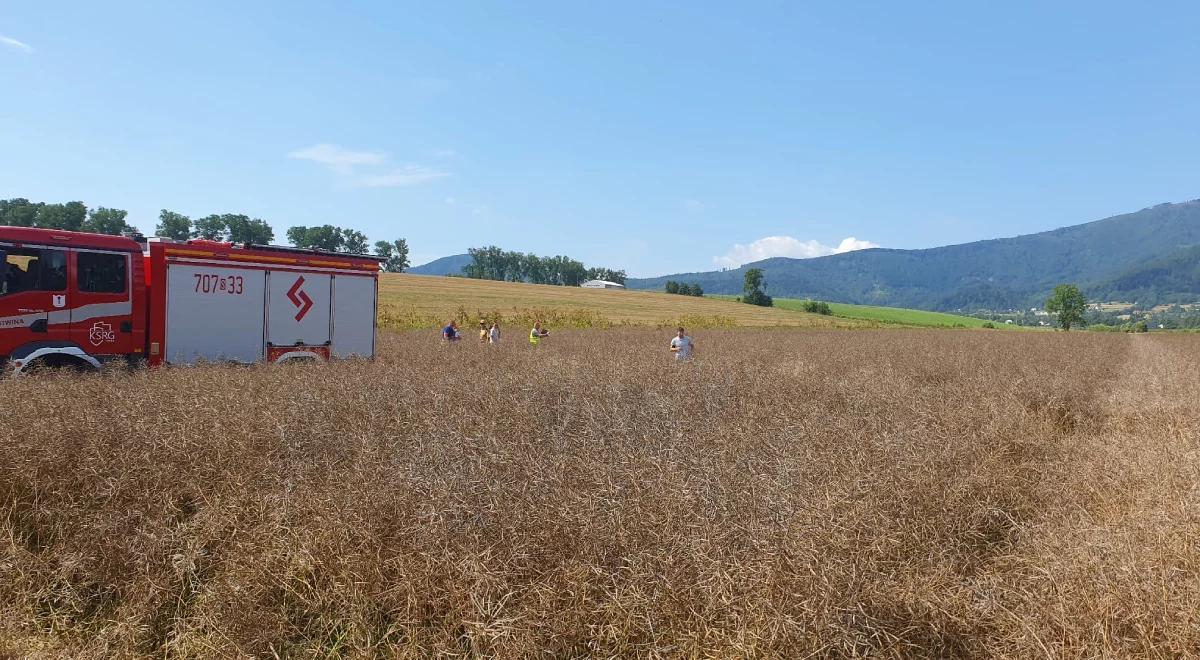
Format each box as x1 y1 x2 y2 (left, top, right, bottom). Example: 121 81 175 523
1 248 66 296
41 250 67 291
77 251 127 294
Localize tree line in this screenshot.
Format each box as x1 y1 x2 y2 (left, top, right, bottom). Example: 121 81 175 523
462 246 626 287
664 281 704 297
1 198 410 273
0 198 136 236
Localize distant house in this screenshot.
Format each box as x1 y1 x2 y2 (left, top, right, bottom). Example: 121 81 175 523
580 279 625 290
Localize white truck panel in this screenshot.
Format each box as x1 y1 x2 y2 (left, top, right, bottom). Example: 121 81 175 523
267 271 331 347
332 274 376 358
165 265 266 364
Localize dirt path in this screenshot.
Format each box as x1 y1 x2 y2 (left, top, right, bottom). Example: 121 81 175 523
1105 334 1182 413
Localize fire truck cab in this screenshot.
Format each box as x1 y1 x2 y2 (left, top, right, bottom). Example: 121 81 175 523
1 226 381 375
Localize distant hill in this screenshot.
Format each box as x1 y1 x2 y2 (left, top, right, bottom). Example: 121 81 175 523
409 253 471 276
628 200 1200 311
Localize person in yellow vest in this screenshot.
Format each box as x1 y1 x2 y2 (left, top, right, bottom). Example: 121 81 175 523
529 321 549 346
479 320 489 344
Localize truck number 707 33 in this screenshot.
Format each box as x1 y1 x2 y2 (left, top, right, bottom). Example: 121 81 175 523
194 273 244 295
0 226 383 375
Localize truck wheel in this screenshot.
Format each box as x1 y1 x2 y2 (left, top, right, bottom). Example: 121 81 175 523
16 354 98 375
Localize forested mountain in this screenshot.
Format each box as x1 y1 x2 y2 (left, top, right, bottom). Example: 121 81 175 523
409 254 472 276
628 200 1200 311
1088 245 1200 305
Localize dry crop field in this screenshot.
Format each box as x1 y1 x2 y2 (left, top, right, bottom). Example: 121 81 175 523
1 330 1198 657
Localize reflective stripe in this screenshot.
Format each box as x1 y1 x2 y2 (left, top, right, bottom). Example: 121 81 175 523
0 312 43 329
52 300 133 324
0 301 133 328
168 256 377 274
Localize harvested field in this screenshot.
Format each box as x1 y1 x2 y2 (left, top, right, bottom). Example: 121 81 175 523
1 330 1198 657
376 273 869 329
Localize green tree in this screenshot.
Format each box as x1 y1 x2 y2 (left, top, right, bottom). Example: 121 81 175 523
341 229 369 254
520 253 546 283
544 255 587 286
801 299 832 315
0 198 39 227
665 280 680 294
1045 284 1086 330
287 225 345 251
156 210 192 240
690 283 704 297
464 245 618 287
374 239 410 272
464 245 501 279
587 267 627 285
225 215 274 244
503 251 525 282
464 245 524 281
36 202 87 231
192 214 228 240
83 207 133 235
742 268 773 307
286 226 310 248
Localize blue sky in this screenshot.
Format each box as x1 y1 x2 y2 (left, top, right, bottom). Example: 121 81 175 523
2 2 1198 276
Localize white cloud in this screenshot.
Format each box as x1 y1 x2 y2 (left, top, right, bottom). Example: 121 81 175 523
289 143 449 188
355 165 450 188
832 237 879 253
1 36 33 53
288 143 387 174
713 235 879 269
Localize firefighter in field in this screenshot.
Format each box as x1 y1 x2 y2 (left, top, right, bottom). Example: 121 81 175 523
529 321 549 346
479 320 489 344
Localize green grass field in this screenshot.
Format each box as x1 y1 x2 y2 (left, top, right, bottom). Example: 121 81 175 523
711 295 1004 328
807 301 1000 328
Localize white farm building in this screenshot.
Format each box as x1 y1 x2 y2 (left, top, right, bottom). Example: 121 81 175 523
580 279 625 290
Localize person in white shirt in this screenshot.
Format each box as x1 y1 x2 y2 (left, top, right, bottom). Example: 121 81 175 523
669 326 695 361
488 321 501 345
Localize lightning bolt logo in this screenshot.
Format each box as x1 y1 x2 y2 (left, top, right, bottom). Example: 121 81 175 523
287 276 314 321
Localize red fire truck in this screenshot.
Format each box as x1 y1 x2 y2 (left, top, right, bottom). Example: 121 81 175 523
0 226 382 375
